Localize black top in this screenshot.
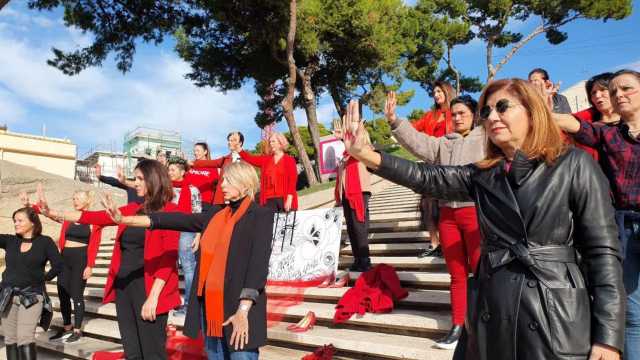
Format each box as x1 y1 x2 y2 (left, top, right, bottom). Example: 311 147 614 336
117 227 146 278
99 175 143 204
149 199 273 350
65 223 91 245
0 234 63 292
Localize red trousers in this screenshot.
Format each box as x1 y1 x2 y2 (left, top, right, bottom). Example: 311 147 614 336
438 206 481 325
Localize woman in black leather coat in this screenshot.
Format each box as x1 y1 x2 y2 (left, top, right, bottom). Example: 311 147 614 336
340 79 625 360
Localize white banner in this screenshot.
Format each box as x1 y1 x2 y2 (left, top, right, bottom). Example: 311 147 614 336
268 208 344 281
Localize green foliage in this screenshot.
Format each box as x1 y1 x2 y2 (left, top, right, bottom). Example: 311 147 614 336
407 109 425 122
364 118 395 150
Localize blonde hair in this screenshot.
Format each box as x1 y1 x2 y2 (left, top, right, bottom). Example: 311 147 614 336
73 190 94 208
223 161 260 199
264 132 290 155
476 78 567 169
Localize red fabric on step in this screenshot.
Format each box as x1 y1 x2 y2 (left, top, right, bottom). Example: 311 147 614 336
333 264 408 324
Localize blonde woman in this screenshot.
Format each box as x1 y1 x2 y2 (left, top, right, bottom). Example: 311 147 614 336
104 161 273 360
24 190 103 343
239 132 298 212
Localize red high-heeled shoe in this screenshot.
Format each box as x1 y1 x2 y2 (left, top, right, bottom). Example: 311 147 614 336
329 272 350 288
288 311 317 333
317 273 335 288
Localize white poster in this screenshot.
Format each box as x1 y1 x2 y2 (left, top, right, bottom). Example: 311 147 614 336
268 208 344 281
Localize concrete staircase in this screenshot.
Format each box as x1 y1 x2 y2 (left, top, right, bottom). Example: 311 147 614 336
33 181 453 359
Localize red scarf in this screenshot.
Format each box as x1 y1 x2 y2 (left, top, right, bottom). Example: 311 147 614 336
335 154 365 222
197 197 252 337
172 180 192 214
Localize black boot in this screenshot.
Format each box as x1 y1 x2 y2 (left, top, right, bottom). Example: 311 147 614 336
347 258 361 272
17 343 37 360
358 257 372 272
5 343 18 360
435 325 463 350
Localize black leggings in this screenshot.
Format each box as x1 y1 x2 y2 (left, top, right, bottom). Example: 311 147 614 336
58 247 88 329
115 270 168 360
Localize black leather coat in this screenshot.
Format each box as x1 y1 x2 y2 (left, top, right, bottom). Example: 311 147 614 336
375 148 624 360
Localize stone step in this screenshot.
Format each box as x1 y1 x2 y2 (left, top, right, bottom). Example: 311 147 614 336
48 295 449 337
47 277 186 289
370 208 423 215
267 301 450 336
45 315 354 360
370 212 421 223
341 243 430 256
268 322 453 360
340 256 446 271
265 286 450 310
348 220 422 233
343 231 429 244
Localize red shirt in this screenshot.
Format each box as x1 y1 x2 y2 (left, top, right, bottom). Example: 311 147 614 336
412 109 452 137
239 151 298 210
78 202 181 313
185 167 219 204
193 154 234 205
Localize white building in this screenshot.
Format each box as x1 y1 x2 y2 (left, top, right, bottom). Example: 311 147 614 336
0 125 77 179
561 80 590 113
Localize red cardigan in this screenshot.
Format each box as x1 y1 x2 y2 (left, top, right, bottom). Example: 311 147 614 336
412 109 453 137
193 154 234 205
239 151 298 210
78 202 181 314
32 205 104 267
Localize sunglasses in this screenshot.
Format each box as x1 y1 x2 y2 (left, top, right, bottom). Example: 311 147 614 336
479 99 520 121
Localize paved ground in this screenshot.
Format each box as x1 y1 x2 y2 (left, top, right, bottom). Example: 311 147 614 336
0 338 70 360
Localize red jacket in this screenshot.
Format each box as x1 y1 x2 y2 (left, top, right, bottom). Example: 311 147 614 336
239 151 298 210
78 202 181 314
412 109 453 137
185 167 219 205
572 107 600 161
193 154 234 205
333 264 408 324
32 205 104 267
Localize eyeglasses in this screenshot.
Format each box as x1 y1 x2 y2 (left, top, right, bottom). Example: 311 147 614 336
479 99 520 121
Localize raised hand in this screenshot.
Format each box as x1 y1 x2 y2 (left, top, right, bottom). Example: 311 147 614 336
36 183 50 215
116 165 125 183
342 100 367 157
19 191 30 207
332 117 344 140
100 193 122 223
384 91 398 125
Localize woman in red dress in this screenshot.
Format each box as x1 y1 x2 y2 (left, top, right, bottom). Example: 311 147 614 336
239 132 298 212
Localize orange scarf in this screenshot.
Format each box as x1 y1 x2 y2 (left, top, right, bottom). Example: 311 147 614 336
198 196 252 337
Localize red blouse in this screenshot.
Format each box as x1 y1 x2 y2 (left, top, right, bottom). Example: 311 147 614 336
412 109 453 137
78 202 181 314
193 154 234 205
239 151 298 210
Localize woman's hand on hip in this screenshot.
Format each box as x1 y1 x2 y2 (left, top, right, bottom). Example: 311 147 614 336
141 296 159 321
223 310 250 350
589 343 620 360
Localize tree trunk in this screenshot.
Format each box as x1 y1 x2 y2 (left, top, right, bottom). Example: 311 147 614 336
0 0 10 11
297 62 324 182
282 0 318 187
329 83 347 119
447 45 461 94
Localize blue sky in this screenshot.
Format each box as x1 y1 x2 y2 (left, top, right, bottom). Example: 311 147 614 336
0 1 638 158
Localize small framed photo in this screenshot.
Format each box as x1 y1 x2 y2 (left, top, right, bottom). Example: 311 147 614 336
318 137 345 175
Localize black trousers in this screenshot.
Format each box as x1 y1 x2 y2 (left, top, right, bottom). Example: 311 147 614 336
342 192 371 260
265 197 285 213
58 247 87 329
115 270 168 360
